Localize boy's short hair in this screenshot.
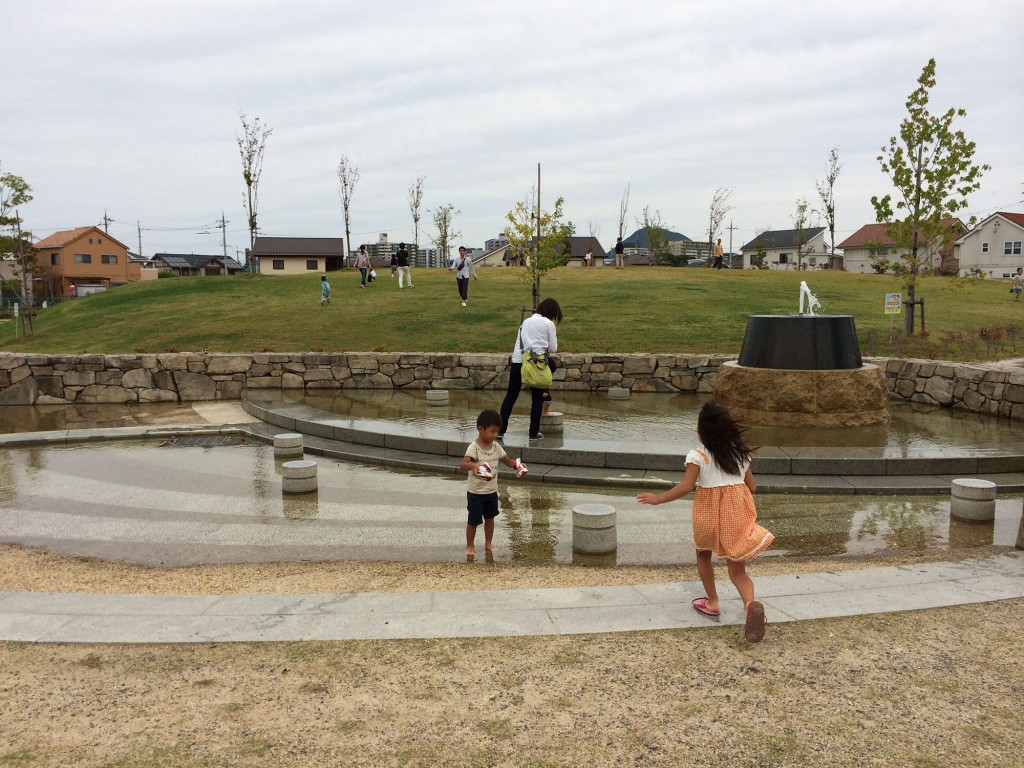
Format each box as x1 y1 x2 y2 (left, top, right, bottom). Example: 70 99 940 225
476 409 502 430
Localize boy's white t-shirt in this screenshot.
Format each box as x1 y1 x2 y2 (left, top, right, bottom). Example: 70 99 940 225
685 444 750 488
465 439 507 494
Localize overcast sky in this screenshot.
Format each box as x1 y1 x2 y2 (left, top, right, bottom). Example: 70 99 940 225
4 1 1022 260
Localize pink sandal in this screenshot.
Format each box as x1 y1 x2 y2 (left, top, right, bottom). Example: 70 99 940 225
744 601 766 643
691 597 720 617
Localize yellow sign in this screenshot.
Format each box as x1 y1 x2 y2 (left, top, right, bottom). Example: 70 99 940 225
884 293 902 315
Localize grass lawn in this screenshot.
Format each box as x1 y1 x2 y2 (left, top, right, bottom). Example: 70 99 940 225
2 267 1022 361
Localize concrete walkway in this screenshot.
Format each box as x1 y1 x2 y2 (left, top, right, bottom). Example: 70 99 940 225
1 553 1021 644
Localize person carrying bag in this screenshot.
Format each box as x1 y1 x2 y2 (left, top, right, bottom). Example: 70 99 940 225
498 298 563 441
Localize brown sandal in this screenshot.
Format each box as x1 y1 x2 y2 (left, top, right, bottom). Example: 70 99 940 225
744 601 766 644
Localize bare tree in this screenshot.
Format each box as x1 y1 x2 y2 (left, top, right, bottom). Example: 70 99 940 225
337 155 360 267
408 175 425 266
792 198 810 270
236 114 272 272
707 186 734 268
815 147 842 264
617 183 630 240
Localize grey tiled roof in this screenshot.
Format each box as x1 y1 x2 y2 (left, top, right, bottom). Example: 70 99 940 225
741 227 825 251
253 237 345 257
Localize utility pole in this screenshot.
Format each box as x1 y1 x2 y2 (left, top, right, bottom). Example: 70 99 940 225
137 221 142 260
216 211 229 266
727 220 738 260
101 210 113 234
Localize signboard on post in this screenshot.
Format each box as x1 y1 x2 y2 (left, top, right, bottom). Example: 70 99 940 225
884 293 902 315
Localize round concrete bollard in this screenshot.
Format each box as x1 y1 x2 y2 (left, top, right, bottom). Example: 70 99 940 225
572 503 617 554
274 432 304 459
950 478 997 522
540 411 564 434
1016 496 1024 550
426 389 450 406
282 459 318 494
608 386 630 400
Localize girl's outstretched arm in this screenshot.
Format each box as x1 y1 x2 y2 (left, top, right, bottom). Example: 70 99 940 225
637 463 700 505
744 467 757 494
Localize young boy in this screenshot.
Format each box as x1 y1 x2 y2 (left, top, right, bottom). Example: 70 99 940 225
459 409 528 557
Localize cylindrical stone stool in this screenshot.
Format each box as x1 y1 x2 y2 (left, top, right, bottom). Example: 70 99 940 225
608 386 630 400
274 432 304 459
950 478 997 522
426 389 449 406
1016 497 1024 550
540 411 564 434
282 459 318 494
572 503 617 554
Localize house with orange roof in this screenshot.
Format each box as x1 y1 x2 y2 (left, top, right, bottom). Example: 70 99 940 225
836 219 964 274
33 226 139 298
953 212 1024 278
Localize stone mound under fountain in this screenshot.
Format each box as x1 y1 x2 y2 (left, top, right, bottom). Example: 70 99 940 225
714 282 890 428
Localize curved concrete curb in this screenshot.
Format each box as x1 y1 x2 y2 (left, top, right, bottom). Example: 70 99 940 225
1 554 1020 643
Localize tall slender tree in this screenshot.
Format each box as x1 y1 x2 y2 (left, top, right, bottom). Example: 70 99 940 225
706 187 734 267
236 114 272 272
0 164 34 334
638 205 670 265
504 188 572 310
815 147 841 264
617 183 631 241
792 198 810 270
430 204 461 270
408 175 425 266
871 58 989 333
337 155 360 267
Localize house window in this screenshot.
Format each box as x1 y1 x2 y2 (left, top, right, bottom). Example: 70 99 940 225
272 259 285 270
74 253 92 264
809 257 817 266
101 254 118 264
50 253 59 265
778 253 790 264
982 242 989 253
1005 241 1022 256
306 260 318 270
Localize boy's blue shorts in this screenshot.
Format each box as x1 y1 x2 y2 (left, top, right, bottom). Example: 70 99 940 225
467 491 499 526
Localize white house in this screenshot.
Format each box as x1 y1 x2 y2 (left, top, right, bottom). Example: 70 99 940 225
837 220 964 274
953 212 1024 278
739 227 826 270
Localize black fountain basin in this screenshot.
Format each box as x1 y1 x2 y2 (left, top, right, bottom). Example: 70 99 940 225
738 315 863 370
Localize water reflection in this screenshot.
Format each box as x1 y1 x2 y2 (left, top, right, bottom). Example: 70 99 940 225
283 389 1024 453
0 443 1020 566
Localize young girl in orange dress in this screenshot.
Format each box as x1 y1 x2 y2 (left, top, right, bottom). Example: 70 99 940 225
637 401 774 643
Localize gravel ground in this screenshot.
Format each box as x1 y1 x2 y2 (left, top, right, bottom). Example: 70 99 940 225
1 545 1022 767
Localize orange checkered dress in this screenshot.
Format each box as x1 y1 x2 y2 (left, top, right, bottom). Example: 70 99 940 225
687 447 774 562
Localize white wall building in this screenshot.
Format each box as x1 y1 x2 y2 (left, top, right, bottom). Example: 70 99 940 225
954 212 1024 278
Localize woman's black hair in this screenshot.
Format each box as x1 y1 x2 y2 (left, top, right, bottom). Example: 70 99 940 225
697 401 752 476
536 298 563 324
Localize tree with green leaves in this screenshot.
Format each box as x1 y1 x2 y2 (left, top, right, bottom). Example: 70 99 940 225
871 58 989 333
815 147 841 264
430 204 461 269
237 114 273 272
503 190 572 311
0 164 35 334
638 205 670 264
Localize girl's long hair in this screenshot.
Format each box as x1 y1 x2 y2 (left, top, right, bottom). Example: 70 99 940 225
697 401 752 476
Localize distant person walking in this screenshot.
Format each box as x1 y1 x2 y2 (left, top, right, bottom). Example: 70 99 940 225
584 248 593 267
355 245 371 288
713 238 724 270
450 246 477 307
498 298 563 441
637 401 774 644
320 274 331 305
614 237 625 269
397 242 413 289
390 252 398 278
1013 267 1023 302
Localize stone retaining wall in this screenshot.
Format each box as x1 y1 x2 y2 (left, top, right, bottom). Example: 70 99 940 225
1 352 1022 421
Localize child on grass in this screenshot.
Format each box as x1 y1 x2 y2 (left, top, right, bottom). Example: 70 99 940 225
637 400 774 643
459 409 528 557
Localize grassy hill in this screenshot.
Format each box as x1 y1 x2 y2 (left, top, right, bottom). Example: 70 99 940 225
1 267 1021 362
